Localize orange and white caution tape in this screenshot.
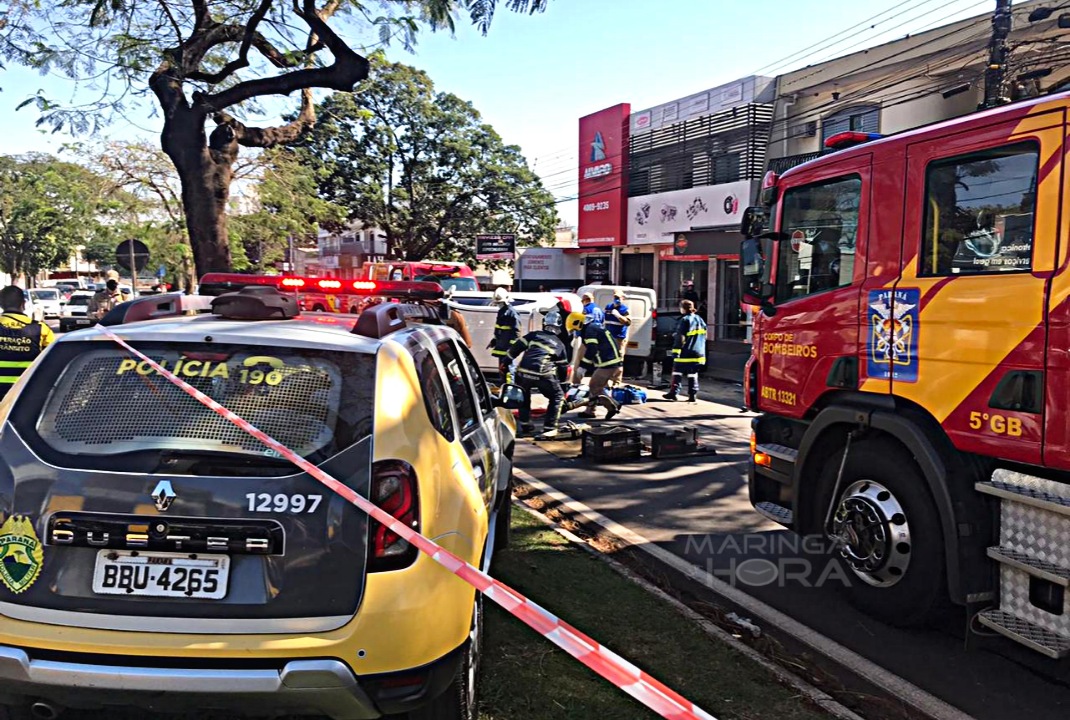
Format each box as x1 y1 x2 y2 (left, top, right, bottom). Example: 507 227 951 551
97 326 716 720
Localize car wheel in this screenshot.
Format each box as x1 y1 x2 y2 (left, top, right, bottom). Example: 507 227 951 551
493 473 513 553
404 593 482 720
819 436 946 627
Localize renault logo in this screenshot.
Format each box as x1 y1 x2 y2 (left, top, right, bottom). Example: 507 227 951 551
151 480 177 512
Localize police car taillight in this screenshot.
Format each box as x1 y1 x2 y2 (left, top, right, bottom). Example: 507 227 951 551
368 460 420 572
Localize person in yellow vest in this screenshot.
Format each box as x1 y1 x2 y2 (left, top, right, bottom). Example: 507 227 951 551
0 285 55 399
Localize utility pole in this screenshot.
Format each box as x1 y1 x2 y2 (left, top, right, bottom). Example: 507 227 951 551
981 0 1014 109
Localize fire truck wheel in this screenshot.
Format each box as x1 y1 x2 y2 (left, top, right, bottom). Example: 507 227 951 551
820 436 946 627
312 304 326 312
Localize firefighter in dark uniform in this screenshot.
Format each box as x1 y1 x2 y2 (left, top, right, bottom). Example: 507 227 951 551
508 309 569 440
664 299 707 403
569 311 622 420
0 285 55 399
489 287 520 380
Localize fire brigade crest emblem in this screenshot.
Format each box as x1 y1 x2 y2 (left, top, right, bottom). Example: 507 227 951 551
867 288 920 382
0 515 43 594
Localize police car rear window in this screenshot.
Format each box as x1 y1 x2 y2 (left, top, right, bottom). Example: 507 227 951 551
16 342 374 467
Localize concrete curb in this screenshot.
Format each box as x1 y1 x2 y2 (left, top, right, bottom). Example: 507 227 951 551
514 499 866 720
513 468 976 720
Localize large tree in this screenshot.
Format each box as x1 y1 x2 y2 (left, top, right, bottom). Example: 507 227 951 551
0 154 123 282
1 1 549 276
298 56 557 263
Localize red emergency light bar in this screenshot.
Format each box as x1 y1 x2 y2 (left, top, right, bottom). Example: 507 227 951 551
824 131 883 150
197 273 443 300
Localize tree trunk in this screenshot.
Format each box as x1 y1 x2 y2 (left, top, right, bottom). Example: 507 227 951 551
160 105 236 276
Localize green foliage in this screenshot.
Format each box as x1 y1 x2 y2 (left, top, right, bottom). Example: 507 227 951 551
229 148 346 272
1 0 551 276
0 154 124 279
0 1 550 134
296 56 558 264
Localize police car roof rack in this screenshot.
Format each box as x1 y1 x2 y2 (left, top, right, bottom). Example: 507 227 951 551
210 286 299 320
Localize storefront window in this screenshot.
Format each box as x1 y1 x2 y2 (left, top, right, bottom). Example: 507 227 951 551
718 261 747 341
621 253 654 288
659 260 709 319
585 255 612 284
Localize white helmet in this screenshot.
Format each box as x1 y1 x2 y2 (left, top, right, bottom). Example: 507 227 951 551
493 287 510 304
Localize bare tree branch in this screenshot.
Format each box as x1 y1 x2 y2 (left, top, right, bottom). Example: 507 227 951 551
215 88 316 148
185 0 281 84
156 0 184 47
192 3 369 115
191 0 210 30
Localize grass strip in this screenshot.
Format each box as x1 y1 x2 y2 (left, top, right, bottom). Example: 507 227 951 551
479 508 830 720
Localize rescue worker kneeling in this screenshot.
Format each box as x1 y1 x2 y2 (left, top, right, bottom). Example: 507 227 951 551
567 311 622 420
0 285 55 399
508 309 570 440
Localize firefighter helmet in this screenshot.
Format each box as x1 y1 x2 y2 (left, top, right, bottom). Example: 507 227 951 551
565 311 586 333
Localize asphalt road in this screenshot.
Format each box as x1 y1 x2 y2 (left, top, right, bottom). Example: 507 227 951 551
513 381 1070 720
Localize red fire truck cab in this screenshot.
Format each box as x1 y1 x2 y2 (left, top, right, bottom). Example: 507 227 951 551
739 92 1070 658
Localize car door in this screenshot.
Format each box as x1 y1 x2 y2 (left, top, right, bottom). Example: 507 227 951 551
759 155 871 418
436 339 499 506
900 114 1061 466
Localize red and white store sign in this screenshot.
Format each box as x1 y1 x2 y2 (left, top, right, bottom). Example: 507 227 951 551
578 104 630 248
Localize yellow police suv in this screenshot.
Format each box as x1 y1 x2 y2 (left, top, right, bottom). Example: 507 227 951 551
0 280 518 719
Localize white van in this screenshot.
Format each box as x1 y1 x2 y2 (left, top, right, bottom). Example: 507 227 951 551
446 291 581 375
577 284 656 360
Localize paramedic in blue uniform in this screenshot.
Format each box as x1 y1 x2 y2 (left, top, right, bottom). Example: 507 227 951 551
664 299 707 403
603 287 631 358
569 311 622 420
0 285 54 399
489 287 520 380
580 291 604 326
508 310 569 440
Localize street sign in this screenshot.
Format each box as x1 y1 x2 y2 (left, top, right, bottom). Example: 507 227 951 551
157 265 166 279
476 234 516 261
115 239 151 271
790 230 805 254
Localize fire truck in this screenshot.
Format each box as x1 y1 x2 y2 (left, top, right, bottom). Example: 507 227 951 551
362 261 479 292
739 90 1070 658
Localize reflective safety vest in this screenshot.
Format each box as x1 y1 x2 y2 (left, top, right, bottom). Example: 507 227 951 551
491 305 521 358
580 322 622 369
0 313 44 397
671 313 707 364
603 299 630 340
510 330 569 378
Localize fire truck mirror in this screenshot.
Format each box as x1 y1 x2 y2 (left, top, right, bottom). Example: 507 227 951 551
740 236 771 309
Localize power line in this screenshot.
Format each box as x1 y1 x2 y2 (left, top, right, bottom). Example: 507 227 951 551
753 0 946 76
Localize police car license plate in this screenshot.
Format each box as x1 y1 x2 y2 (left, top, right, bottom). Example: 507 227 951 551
92 551 229 599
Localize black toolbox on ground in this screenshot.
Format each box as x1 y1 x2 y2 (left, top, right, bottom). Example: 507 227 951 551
650 427 698 458
582 426 642 462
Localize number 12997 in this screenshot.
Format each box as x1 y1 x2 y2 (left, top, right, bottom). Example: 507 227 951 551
246 493 323 513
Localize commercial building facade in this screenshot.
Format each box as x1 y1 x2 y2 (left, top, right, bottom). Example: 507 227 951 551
577 77 775 376
577 1 1070 378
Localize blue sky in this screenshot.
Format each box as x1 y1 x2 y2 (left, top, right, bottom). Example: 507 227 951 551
0 0 996 227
